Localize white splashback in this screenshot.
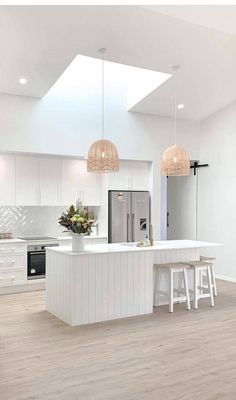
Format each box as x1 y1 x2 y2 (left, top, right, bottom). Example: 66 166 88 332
0 206 67 237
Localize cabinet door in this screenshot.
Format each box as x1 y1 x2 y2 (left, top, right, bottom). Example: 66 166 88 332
78 160 101 206
107 161 151 191
0 155 15 205
40 158 60 205
128 161 150 191
15 156 40 206
61 159 80 206
107 162 131 190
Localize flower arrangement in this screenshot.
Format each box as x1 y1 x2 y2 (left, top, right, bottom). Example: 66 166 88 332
59 203 94 235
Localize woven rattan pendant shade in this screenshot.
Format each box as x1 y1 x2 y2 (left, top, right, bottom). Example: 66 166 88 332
87 139 119 172
160 144 190 176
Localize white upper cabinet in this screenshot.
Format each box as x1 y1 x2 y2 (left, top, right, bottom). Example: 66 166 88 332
15 156 40 206
108 160 151 191
0 153 113 206
61 159 80 206
61 159 101 207
78 160 101 206
128 161 151 191
0 155 15 206
39 158 60 206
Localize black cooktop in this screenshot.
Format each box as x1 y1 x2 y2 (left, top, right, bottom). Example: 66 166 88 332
19 236 57 241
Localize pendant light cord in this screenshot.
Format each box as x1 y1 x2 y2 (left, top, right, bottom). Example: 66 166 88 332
101 49 105 140
174 68 177 146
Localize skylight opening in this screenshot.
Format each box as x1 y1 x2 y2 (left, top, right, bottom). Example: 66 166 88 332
44 54 171 111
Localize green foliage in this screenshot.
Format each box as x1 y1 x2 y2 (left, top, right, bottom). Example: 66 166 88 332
59 202 94 235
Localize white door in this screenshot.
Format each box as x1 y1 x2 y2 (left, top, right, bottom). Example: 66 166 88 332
0 155 15 206
39 158 60 205
15 156 40 206
167 167 197 240
61 159 80 206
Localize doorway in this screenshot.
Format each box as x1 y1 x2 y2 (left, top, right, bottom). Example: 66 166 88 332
160 160 207 240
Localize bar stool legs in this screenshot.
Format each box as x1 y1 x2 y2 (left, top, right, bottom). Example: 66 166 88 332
200 256 217 297
154 263 191 313
186 261 215 309
206 265 215 307
183 268 191 311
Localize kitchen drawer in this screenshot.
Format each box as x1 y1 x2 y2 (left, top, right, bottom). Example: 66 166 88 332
0 242 27 255
0 254 26 269
0 267 26 286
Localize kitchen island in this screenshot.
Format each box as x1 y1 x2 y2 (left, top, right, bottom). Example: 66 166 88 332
46 240 220 326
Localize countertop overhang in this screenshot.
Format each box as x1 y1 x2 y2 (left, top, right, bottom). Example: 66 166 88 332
46 240 223 256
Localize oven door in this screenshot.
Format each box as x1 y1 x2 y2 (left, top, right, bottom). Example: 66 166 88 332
27 251 45 279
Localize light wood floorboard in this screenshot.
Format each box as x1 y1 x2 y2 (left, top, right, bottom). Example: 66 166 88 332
1 280 236 400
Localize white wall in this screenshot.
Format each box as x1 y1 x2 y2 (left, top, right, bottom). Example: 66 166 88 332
0 56 200 239
199 100 236 279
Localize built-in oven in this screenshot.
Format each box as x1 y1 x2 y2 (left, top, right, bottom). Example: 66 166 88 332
27 243 59 279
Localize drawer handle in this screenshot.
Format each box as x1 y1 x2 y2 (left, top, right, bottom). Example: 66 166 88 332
0 261 15 265
0 276 16 281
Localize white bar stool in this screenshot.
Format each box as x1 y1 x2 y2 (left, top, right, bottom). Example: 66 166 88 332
200 256 217 297
153 263 191 313
184 260 215 309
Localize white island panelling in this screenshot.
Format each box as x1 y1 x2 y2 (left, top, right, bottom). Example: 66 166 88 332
46 240 221 326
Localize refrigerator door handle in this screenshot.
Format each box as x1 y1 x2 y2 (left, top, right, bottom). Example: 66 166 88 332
127 213 130 242
132 213 135 242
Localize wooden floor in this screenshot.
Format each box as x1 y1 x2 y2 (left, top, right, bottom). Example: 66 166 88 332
1 280 236 400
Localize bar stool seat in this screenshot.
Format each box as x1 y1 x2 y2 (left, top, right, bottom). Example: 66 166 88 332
153 262 191 313
184 260 214 309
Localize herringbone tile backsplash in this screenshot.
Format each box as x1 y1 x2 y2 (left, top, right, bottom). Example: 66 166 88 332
0 206 66 237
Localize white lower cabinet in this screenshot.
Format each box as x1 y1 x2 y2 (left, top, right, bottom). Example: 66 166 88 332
0 242 27 287
0 267 26 286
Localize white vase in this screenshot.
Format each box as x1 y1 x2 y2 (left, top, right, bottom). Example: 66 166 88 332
72 233 85 252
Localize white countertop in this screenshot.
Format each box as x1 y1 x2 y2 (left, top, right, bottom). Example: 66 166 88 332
46 240 222 256
57 235 107 241
0 238 26 244
0 235 107 244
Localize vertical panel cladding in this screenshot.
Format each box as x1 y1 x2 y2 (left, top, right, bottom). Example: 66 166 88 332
46 251 73 325
87 255 97 324
102 254 109 321
107 253 116 320
81 255 89 325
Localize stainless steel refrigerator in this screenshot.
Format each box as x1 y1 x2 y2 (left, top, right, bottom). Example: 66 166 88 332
108 191 150 243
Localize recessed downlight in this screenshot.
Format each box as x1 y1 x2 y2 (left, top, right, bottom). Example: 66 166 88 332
19 77 27 85
177 103 184 109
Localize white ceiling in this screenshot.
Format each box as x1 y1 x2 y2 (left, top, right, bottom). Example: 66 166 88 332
145 5 236 35
0 6 236 121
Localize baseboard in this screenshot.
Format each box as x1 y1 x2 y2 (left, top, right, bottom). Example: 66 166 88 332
216 274 236 283
0 279 46 295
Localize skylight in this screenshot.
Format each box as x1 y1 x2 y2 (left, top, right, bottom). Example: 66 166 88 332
45 54 171 111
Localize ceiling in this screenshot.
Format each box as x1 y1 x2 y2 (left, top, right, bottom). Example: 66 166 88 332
0 5 236 121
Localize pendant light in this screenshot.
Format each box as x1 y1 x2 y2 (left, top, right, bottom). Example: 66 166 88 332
87 48 119 172
160 65 190 176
